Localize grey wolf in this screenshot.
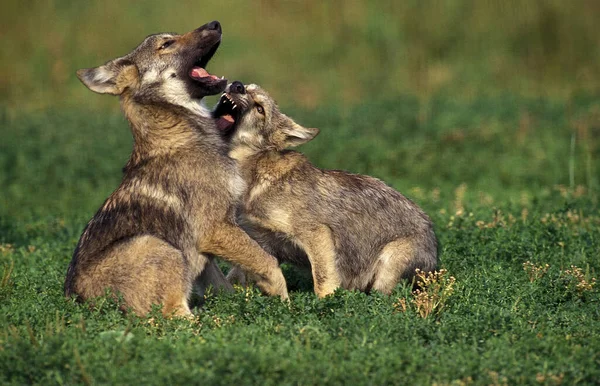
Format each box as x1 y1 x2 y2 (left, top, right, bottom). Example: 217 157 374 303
213 82 437 297
64 23 288 317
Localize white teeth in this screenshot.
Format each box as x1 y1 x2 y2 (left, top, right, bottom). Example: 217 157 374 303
220 93 238 110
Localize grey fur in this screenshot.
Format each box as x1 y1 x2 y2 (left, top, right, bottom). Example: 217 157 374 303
216 83 437 296
64 24 288 317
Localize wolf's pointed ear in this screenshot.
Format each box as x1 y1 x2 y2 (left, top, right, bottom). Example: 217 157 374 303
281 116 320 147
77 57 137 95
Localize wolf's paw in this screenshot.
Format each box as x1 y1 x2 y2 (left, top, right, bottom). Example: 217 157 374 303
256 269 289 301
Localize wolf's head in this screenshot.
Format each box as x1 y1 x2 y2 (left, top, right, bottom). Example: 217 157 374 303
213 82 319 152
77 21 227 116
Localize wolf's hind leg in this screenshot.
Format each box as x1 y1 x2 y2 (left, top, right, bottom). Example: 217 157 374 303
80 235 193 317
193 258 234 301
226 265 250 287
370 239 415 294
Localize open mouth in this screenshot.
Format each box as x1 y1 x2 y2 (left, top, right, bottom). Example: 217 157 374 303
213 92 242 133
189 42 225 85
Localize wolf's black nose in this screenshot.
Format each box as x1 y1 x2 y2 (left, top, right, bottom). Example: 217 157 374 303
230 81 245 94
207 21 221 32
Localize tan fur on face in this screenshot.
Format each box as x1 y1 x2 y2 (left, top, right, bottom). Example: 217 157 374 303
228 84 319 154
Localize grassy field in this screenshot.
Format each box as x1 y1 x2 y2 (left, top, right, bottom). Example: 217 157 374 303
2 1 600 385
2 96 599 384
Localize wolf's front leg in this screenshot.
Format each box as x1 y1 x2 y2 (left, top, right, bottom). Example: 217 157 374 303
295 224 341 298
202 224 289 300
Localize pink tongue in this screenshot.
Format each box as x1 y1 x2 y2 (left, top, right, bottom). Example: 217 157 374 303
216 115 234 131
191 67 218 80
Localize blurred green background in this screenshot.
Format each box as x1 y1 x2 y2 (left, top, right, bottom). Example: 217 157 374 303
2 0 600 111
1 0 599 219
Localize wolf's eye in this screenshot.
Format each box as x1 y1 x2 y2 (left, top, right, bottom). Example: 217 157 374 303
256 105 265 115
159 40 175 50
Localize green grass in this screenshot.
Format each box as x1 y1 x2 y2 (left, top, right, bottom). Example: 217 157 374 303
2 1 600 383
1 93 599 384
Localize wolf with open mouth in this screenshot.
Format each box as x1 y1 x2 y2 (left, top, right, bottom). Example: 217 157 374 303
65 23 289 316
214 81 438 297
